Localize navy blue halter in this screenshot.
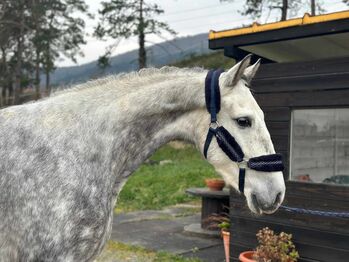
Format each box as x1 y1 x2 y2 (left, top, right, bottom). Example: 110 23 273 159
203 69 284 193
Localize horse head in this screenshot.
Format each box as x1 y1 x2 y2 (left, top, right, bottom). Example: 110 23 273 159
197 55 285 214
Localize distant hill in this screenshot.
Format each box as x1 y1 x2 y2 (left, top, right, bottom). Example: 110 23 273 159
172 51 235 70
49 33 212 87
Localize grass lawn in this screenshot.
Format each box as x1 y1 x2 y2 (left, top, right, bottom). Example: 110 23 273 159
97 241 201 262
116 143 218 212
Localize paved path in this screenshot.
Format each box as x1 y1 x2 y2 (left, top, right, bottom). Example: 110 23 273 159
110 206 226 262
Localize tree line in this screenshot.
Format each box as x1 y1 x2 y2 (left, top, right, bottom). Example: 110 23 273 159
0 0 90 106
0 0 342 107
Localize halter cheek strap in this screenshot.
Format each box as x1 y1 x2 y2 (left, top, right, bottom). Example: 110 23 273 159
203 69 284 193
203 69 224 158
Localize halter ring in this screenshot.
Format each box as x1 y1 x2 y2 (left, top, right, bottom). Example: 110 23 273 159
238 160 248 169
209 121 220 129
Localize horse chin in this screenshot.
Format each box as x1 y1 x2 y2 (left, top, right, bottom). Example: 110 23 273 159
262 208 279 215
245 194 281 215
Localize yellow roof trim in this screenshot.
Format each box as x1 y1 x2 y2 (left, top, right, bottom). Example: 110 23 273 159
209 10 349 40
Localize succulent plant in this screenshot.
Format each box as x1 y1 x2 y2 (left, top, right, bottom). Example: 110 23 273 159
253 227 299 262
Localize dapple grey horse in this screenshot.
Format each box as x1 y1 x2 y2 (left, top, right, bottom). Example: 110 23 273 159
0 55 285 261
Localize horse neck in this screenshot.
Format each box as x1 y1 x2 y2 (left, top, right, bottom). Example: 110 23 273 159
51 69 207 180
110 70 207 178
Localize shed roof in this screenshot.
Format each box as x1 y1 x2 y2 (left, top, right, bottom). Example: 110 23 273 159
209 10 349 63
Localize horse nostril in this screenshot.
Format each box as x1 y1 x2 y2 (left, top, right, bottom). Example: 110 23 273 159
251 194 259 209
274 192 282 207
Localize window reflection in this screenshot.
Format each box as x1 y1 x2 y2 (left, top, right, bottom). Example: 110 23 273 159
291 109 349 186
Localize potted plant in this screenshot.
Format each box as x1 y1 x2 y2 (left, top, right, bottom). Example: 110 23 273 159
206 213 230 262
219 220 230 262
205 178 225 191
239 227 299 262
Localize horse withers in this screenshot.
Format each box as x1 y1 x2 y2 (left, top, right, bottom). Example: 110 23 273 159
0 55 285 261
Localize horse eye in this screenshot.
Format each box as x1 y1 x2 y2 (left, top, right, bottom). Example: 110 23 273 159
235 117 252 128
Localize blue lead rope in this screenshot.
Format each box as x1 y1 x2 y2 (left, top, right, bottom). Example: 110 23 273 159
280 205 349 218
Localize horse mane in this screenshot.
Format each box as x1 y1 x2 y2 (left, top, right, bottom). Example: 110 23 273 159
50 66 206 98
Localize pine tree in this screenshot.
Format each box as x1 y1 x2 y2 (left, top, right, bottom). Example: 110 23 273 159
220 0 322 21
0 0 31 104
30 0 49 98
0 1 16 105
95 0 175 69
35 0 89 94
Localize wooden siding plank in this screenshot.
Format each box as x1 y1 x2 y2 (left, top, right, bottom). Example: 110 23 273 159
270 135 289 151
252 72 349 93
230 216 349 250
285 181 349 200
230 182 349 206
255 89 349 107
266 121 290 136
254 57 349 79
282 194 349 211
230 193 349 210
263 107 291 121
230 204 349 234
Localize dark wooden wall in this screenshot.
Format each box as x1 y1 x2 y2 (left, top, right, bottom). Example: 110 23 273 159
229 57 349 262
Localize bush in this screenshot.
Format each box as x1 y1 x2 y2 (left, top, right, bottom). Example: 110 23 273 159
253 227 299 262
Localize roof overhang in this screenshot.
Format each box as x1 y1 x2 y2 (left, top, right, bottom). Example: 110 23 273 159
208 11 349 63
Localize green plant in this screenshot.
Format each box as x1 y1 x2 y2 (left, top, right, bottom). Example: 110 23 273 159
218 221 230 232
253 227 299 262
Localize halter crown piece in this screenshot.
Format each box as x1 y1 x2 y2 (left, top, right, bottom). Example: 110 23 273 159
204 69 284 193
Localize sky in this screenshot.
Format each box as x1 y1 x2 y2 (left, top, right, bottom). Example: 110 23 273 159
58 0 348 67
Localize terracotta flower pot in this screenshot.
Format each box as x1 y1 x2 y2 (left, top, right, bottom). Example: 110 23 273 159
222 230 230 262
239 251 256 262
205 178 225 191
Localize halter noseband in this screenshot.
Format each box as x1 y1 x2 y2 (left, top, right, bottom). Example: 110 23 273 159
203 69 284 193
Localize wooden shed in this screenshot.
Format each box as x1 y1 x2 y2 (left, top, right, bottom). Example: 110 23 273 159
208 11 349 262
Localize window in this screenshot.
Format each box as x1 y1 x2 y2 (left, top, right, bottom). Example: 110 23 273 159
291 109 349 186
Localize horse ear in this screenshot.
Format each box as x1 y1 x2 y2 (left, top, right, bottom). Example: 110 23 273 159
243 59 261 84
223 54 252 87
